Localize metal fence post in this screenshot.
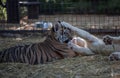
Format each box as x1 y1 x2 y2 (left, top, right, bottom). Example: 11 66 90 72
27 0 39 19
7 0 19 23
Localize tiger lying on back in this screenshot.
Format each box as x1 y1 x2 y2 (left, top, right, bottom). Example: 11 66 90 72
0 26 77 65
59 21 120 60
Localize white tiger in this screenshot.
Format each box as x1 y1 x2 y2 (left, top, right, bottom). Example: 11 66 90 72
55 21 120 60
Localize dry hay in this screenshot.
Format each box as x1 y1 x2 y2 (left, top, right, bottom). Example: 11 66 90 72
0 55 120 78
0 35 120 78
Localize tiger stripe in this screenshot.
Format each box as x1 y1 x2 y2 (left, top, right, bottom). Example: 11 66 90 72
0 30 77 65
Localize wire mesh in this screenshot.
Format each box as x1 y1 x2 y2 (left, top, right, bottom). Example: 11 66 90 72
0 0 120 35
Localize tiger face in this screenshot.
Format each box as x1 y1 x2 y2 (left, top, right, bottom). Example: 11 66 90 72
52 21 73 43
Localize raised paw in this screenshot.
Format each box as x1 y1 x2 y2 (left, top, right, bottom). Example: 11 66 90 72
109 52 120 61
103 35 113 45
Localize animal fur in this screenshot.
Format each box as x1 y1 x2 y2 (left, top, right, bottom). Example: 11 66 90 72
60 21 120 60
0 29 77 65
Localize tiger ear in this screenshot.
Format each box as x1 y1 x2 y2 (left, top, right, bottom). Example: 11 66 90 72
51 24 57 32
52 26 55 32
52 22 60 32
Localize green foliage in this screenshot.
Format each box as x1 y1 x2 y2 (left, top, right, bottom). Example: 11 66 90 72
107 0 120 13
39 0 120 14
108 0 120 8
0 6 7 20
19 7 28 19
0 0 7 20
72 0 91 13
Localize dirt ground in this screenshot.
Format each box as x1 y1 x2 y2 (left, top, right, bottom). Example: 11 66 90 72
0 33 120 78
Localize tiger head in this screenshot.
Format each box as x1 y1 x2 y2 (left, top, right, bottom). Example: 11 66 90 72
52 21 73 43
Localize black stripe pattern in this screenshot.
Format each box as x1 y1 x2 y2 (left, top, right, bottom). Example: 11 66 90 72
0 32 77 65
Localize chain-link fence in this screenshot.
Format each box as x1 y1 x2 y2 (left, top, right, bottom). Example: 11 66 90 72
0 0 120 35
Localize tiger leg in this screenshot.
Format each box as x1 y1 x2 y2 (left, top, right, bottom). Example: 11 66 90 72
61 21 105 46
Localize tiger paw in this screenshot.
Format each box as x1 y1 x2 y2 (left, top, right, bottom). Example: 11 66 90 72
109 52 120 61
103 35 113 45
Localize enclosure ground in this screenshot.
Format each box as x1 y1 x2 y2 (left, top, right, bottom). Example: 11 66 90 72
0 34 120 78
